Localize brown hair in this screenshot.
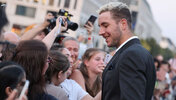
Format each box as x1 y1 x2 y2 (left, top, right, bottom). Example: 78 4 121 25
46 50 70 83
80 48 104 97
12 40 48 100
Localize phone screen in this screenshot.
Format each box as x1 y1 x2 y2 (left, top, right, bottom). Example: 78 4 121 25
85 15 97 25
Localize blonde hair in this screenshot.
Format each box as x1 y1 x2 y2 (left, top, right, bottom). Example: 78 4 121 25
98 2 129 14
98 2 132 29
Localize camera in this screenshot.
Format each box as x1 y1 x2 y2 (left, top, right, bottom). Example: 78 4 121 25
46 9 78 32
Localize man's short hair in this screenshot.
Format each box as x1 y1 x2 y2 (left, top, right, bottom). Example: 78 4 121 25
62 36 79 46
98 2 132 29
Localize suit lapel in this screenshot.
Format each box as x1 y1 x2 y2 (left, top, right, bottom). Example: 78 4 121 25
102 38 140 78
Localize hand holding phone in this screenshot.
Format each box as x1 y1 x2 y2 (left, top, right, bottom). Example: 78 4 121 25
18 80 29 100
84 15 97 34
85 15 97 25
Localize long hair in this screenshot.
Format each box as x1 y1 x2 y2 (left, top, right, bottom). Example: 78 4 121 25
12 40 48 100
80 48 103 97
0 61 25 100
45 50 70 83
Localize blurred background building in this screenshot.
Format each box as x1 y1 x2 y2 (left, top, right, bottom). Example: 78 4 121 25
0 0 175 52
0 0 83 37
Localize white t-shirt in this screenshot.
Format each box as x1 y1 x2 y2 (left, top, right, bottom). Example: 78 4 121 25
60 79 88 100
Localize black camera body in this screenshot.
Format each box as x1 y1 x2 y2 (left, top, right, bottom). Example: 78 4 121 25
47 9 78 32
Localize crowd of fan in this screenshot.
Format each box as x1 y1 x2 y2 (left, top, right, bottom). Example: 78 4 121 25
1 2 176 100
0 5 103 100
152 54 176 100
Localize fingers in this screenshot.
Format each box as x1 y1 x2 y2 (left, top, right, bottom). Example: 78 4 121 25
84 21 93 28
21 95 28 100
84 22 94 34
87 21 93 27
6 89 17 100
56 16 67 26
55 16 68 32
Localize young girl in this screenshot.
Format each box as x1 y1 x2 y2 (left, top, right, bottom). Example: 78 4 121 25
70 48 105 97
45 50 69 100
46 50 101 100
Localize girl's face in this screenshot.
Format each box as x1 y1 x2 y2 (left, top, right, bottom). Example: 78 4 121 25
85 52 105 74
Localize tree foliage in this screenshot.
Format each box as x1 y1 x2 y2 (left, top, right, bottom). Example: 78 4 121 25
140 38 174 60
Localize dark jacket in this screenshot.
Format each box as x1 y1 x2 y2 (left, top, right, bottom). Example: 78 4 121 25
102 38 156 100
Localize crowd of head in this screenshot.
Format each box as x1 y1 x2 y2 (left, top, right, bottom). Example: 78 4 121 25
152 54 176 100
1 1 176 100
0 2 104 100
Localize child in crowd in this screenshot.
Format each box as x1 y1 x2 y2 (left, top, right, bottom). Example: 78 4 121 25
70 48 105 97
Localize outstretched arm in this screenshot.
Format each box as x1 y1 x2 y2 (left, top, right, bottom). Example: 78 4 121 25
42 17 67 50
20 13 53 40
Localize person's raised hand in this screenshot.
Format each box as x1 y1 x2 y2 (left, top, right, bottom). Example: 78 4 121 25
56 16 68 32
84 21 94 35
6 89 28 100
43 12 54 27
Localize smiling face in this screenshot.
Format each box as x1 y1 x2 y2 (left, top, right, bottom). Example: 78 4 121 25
98 11 122 48
85 52 105 74
64 40 79 63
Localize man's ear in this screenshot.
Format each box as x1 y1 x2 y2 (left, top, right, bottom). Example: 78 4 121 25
5 87 13 96
119 18 128 31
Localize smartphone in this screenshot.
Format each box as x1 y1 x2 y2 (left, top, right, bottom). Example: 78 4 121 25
104 54 112 65
18 80 30 100
85 15 97 25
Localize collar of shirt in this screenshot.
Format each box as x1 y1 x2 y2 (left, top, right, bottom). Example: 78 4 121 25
115 36 138 53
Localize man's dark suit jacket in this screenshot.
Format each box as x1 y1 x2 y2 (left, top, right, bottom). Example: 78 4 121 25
102 38 156 100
